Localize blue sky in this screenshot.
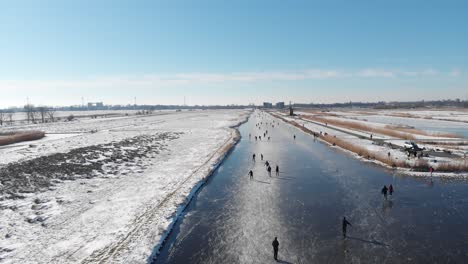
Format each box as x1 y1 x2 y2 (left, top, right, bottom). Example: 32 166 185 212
0 0 467 107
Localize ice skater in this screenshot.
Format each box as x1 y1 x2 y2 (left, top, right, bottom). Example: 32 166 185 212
261 154 264 161
249 170 253 180
293 134 296 140
276 165 279 176
381 185 388 200
389 184 394 196
267 166 272 176
252 154 256 162
272 237 279 261
342 217 352 239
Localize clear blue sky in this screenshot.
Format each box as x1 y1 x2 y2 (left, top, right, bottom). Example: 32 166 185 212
0 0 467 107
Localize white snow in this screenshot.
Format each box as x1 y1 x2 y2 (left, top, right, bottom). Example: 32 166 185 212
0 110 250 264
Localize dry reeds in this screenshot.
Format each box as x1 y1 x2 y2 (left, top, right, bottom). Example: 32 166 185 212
0 131 45 146
435 162 468 172
385 125 460 139
302 115 416 140
387 113 417 118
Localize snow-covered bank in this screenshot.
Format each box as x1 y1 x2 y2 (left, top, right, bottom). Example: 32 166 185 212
0 110 250 264
271 112 468 178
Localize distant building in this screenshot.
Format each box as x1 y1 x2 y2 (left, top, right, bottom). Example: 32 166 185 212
276 102 285 109
263 102 273 108
87 102 105 110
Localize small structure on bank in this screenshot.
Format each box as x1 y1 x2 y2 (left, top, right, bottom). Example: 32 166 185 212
289 101 294 116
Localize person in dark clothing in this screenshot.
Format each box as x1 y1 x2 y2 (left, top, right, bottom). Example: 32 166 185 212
293 134 296 140
265 161 269 167
267 166 272 176
389 184 394 195
253 154 256 162
382 185 388 200
272 237 279 260
342 217 352 238
276 165 279 176
261 154 264 161
249 170 253 180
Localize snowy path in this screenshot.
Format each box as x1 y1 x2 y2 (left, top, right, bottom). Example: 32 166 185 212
156 111 468 263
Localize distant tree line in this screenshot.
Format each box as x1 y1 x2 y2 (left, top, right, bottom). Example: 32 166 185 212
0 109 15 126
18 104 57 125
0 98 466 125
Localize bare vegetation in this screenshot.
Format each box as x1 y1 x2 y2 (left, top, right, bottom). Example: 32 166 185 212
47 108 57 122
0 131 46 146
387 112 417 118
38 107 48 123
435 162 468 172
0 111 4 126
24 104 38 124
301 115 417 140
385 125 460 138
7 111 14 125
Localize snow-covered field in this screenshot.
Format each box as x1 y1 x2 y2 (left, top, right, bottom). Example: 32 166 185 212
0 109 250 263
275 108 468 176
1 110 146 122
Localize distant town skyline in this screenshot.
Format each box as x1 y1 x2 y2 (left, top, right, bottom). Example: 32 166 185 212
1 1 467 107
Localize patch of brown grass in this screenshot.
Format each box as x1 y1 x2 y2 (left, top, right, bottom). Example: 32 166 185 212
387 112 418 118
411 159 430 172
302 115 416 140
0 131 45 146
351 111 377 116
385 125 461 139
417 141 468 146
435 162 468 172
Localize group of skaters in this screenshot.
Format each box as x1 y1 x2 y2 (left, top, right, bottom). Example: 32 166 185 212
251 123 272 141
381 184 394 200
249 153 280 180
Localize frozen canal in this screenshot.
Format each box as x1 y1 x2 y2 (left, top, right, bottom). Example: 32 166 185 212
154 113 468 263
